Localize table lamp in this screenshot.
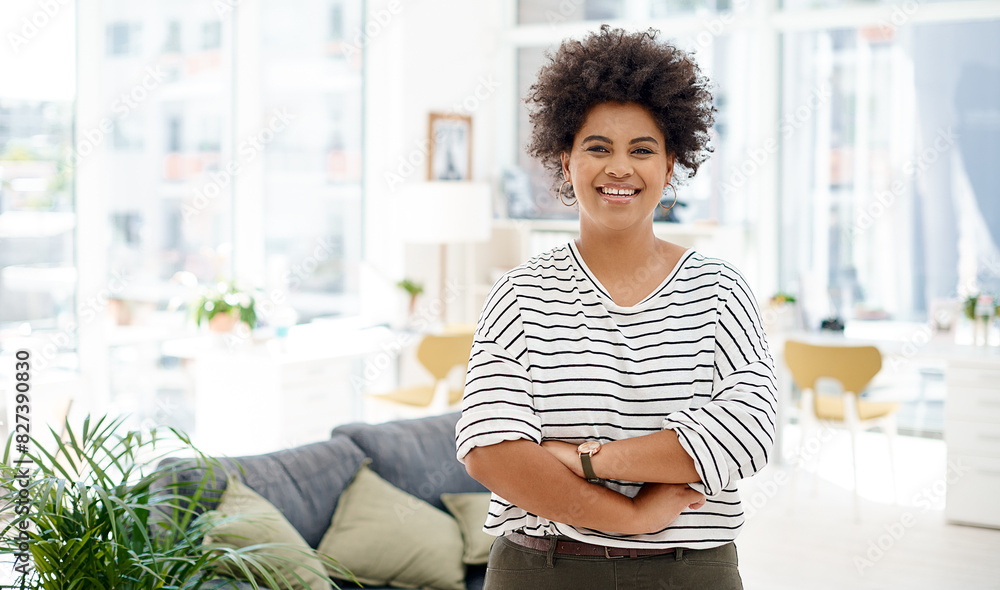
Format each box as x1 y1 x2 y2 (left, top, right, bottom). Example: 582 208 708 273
395 182 492 323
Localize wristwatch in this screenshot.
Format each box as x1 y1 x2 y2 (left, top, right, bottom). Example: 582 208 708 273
577 440 603 484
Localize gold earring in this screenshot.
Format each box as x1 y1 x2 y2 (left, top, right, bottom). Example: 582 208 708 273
558 180 576 206
660 184 678 211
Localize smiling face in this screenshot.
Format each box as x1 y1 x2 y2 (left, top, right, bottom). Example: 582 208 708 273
561 102 675 232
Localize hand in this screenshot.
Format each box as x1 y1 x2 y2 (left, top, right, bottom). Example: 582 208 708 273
630 483 705 534
540 440 585 478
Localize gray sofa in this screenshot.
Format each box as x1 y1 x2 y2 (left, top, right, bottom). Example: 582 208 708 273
160 412 488 590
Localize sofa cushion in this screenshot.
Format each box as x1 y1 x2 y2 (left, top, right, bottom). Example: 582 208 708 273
441 493 494 565
158 434 366 548
317 461 466 590
203 477 332 590
331 413 486 511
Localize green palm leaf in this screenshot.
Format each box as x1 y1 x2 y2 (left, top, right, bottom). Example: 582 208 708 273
1 415 352 590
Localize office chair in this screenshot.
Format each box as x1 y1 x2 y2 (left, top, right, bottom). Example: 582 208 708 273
784 340 900 520
366 331 474 420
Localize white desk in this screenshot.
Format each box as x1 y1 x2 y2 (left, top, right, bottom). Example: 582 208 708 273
771 325 1000 529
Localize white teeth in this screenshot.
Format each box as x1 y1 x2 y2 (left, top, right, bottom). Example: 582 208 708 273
602 187 637 196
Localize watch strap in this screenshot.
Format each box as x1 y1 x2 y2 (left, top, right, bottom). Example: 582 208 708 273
580 452 600 484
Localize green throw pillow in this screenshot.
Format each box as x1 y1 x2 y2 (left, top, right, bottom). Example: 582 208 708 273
203 476 332 590
440 493 495 565
316 461 466 590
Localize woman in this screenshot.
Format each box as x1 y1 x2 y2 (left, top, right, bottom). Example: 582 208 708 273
457 26 776 589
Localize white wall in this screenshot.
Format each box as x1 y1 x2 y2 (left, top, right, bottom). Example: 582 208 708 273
361 0 508 326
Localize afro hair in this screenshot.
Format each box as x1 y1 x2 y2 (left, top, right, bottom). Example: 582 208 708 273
525 25 716 186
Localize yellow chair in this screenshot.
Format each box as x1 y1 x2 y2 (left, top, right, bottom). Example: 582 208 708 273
366 331 475 419
783 340 900 518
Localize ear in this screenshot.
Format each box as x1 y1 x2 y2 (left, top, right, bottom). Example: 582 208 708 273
560 152 571 184
665 153 676 186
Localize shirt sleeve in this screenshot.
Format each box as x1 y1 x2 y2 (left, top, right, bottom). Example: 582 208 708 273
661 268 777 497
456 275 541 463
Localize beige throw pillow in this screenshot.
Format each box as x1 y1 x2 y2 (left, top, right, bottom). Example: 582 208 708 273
441 493 495 565
203 476 332 590
316 462 466 590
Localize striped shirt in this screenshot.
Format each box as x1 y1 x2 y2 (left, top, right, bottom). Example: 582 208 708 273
455 241 777 549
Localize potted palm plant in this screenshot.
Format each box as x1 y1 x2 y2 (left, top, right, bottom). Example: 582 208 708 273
0 415 351 589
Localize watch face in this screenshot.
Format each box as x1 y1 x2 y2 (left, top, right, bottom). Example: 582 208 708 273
578 441 601 455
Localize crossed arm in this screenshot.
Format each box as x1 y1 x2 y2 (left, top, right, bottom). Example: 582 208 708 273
539 429 700 483
463 430 704 536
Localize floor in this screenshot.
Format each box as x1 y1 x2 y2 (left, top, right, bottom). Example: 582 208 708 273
736 425 1000 590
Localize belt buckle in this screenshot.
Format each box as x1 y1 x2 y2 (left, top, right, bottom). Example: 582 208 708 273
604 545 625 559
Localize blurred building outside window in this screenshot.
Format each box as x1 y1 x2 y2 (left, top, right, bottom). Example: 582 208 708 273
0 0 364 432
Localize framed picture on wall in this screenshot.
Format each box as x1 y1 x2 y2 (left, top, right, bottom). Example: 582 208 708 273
428 113 472 181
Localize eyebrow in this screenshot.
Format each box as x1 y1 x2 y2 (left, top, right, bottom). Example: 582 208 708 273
581 135 660 145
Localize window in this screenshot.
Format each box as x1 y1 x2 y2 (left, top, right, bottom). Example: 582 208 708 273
111 116 144 151
780 20 1000 326
0 0 77 384
0 102 75 333
165 115 183 153
106 22 141 56
330 2 346 42
100 1 231 303
165 21 182 53
197 116 221 152
260 0 364 321
77 0 365 425
202 21 221 50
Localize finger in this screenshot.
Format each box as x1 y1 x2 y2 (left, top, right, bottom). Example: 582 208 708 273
688 499 705 510
685 489 705 502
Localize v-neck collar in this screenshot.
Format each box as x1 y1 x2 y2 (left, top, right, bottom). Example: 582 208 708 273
567 240 694 312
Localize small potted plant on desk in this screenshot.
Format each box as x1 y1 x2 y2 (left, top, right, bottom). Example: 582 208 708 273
191 281 259 334
964 293 996 346
396 278 424 321
764 291 800 333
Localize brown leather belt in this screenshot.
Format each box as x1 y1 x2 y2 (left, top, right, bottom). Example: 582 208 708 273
505 532 676 559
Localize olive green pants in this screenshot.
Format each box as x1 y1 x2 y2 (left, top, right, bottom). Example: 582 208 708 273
483 535 743 590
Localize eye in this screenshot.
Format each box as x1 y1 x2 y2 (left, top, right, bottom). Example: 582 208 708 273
585 145 609 153
632 147 654 155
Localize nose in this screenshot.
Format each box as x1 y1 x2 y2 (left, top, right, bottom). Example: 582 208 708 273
605 152 633 178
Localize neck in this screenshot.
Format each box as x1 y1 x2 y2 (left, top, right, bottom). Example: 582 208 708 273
575 215 661 273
